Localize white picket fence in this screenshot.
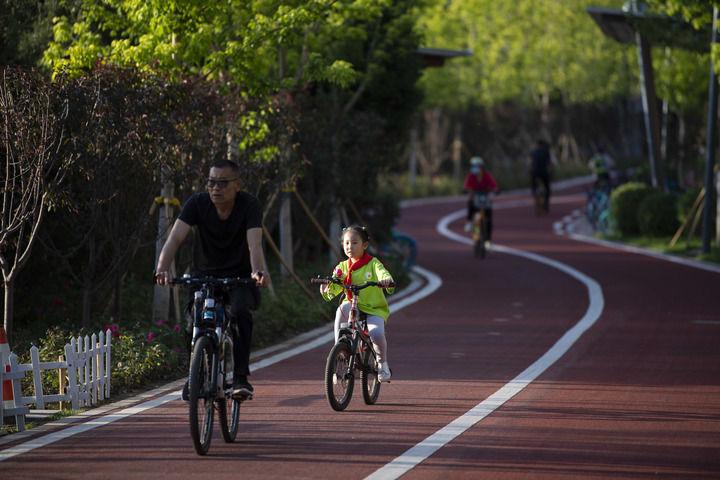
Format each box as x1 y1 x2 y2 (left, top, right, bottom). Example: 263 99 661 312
1 329 112 431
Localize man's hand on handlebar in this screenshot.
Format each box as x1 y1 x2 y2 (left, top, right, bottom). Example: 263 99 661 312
154 271 169 286
252 270 267 287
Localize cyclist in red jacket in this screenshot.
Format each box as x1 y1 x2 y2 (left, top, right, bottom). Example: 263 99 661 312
463 156 499 243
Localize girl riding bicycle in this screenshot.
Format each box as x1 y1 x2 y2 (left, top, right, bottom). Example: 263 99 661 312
319 225 395 382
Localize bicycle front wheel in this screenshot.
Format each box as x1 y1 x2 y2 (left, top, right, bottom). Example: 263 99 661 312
217 338 240 443
325 340 354 411
189 336 215 455
474 213 486 259
360 347 380 405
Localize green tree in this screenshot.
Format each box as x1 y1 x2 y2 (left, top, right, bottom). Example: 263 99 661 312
417 0 637 110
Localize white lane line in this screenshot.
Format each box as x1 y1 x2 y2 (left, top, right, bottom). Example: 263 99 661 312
0 265 442 462
0 393 177 461
366 210 605 480
565 232 720 275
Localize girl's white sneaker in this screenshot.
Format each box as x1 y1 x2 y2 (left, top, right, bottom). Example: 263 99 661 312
378 362 392 382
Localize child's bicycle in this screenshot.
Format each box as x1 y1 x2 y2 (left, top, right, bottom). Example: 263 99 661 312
170 274 257 455
311 275 395 411
471 192 491 258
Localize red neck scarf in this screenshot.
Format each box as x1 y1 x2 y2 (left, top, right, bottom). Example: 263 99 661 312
344 253 373 299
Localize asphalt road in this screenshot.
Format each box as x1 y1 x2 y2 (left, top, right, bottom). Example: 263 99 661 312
2 187 719 479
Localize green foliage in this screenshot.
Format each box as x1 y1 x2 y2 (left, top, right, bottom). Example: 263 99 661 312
382 173 460 199
610 181 653 235
637 191 680 236
417 0 637 109
18 326 69 397
0 0 63 66
253 265 334 348
111 330 185 393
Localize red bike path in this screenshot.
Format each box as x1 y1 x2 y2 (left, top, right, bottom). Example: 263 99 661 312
1 187 719 479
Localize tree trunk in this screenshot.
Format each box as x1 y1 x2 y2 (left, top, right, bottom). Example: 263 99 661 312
152 170 175 323
677 114 686 187
328 206 341 267
82 236 96 327
3 280 14 342
81 286 92 328
279 191 293 276
452 122 462 184
716 169 720 247
408 127 418 190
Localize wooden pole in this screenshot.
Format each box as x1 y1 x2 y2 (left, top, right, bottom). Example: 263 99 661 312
293 189 342 258
669 188 705 247
262 225 328 318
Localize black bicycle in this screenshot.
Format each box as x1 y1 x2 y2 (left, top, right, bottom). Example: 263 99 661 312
471 192 491 258
311 275 394 411
170 275 256 455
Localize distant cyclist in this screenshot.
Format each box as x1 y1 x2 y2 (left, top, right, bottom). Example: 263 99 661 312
463 156 499 243
588 145 615 190
528 139 553 213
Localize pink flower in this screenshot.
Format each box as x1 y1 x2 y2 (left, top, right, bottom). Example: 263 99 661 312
104 324 121 338
173 324 182 333
154 319 167 327
146 331 156 343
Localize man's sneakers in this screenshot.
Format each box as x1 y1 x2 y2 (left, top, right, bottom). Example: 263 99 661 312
378 362 392 383
232 377 254 400
181 380 189 401
182 377 253 401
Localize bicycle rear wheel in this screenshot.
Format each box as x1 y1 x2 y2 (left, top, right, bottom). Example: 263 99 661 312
324 340 354 411
189 336 215 455
217 395 240 443
360 347 380 405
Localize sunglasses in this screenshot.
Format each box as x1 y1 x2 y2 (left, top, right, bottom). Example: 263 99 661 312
206 178 238 189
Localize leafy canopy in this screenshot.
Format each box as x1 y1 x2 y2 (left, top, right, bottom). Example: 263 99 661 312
417 0 638 109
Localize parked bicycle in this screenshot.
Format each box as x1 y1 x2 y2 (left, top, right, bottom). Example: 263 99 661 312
170 275 256 455
585 186 611 233
310 275 395 411
471 192 492 258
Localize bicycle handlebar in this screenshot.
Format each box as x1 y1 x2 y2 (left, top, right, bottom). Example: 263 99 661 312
170 275 258 287
310 275 395 290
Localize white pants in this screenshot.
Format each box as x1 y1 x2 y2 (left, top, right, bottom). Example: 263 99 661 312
334 302 388 364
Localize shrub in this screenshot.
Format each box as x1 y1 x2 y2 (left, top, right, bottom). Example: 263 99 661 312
637 191 680 237
610 182 653 235
111 330 186 394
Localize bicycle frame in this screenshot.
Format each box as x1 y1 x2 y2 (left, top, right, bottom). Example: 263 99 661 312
336 290 375 379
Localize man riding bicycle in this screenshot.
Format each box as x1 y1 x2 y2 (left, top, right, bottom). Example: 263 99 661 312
463 156 499 244
154 159 269 400
528 139 553 213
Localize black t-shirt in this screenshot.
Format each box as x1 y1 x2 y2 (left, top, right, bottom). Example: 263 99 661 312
178 191 262 277
530 147 551 176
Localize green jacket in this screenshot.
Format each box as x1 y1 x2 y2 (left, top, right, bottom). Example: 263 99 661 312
321 257 395 321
